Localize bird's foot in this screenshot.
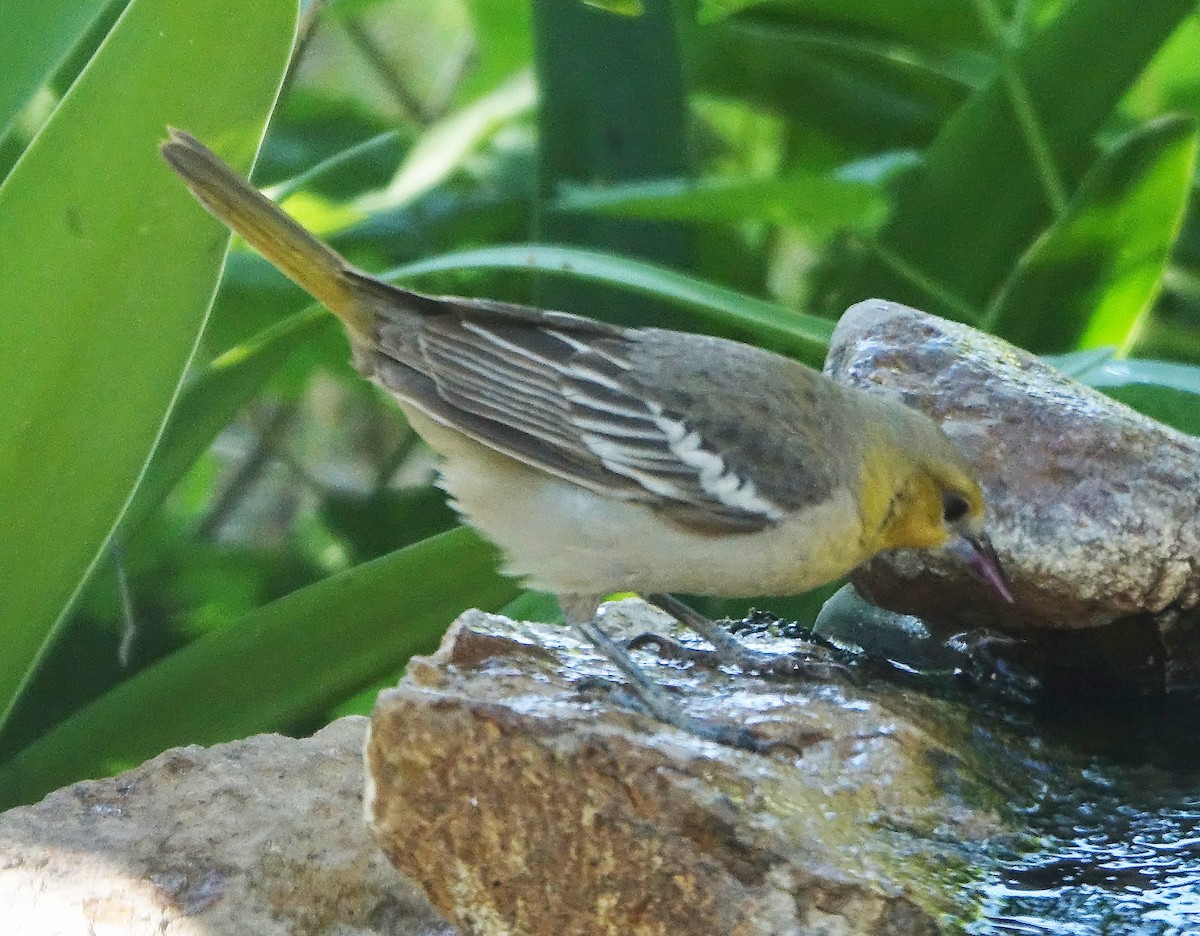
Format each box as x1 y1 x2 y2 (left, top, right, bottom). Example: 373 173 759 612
644 593 850 681
948 630 1041 704
574 675 653 714
625 631 846 680
572 617 796 755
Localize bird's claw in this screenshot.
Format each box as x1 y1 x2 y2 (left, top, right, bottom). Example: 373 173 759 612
573 673 801 755
625 630 849 681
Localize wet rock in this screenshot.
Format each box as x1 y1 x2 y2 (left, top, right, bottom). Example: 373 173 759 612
366 600 1018 936
825 299 1200 693
0 717 454 936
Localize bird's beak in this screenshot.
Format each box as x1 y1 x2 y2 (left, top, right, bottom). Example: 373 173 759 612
946 532 1014 604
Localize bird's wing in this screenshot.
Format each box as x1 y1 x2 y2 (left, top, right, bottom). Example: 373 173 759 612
364 286 842 534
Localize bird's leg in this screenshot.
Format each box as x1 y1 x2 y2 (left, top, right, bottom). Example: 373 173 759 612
645 593 760 660
645 593 846 680
560 596 781 753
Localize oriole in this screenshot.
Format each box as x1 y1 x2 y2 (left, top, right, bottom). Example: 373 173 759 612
162 130 1011 750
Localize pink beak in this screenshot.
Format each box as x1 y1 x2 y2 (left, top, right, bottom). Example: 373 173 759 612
948 532 1014 603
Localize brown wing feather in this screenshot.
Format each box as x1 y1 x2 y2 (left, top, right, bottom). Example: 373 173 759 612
354 276 848 533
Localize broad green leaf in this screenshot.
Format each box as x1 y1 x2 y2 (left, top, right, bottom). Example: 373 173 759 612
319 591 563 726
986 117 1198 353
0 0 297 734
0 527 519 808
0 0 115 142
319 589 561 725
388 244 834 365
1086 359 1200 437
555 171 885 234
318 0 407 17
839 0 1196 319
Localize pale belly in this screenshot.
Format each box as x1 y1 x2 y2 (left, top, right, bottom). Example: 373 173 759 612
406 410 869 598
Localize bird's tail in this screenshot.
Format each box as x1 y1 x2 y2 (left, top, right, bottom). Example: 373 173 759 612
160 128 373 339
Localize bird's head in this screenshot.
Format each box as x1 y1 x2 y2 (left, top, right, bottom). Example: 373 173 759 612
860 402 1013 603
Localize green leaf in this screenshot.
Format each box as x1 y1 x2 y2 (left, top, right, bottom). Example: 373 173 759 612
697 0 987 49
534 0 693 316
1084 358 1200 397
120 308 332 539
267 129 401 202
457 0 534 105
363 70 535 210
0 527 519 808
388 243 834 365
691 16 980 150
1041 346 1117 379
1122 16 1200 126
1098 384 1200 437
555 171 886 234
500 590 565 624
0 0 115 142
582 0 645 15
987 117 1199 353
320 485 460 564
840 0 1197 319
1043 351 1200 436
0 0 297 735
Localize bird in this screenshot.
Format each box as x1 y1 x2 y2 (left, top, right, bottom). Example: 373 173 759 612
161 129 1012 750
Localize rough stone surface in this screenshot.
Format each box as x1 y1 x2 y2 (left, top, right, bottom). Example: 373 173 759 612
0 717 455 936
367 601 1016 936
825 299 1200 692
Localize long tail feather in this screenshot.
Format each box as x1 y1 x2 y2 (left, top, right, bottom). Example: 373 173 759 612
160 128 373 338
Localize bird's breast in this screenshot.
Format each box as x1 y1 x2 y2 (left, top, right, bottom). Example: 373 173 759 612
406 408 869 598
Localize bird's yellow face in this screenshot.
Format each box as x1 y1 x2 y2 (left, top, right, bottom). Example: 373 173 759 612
873 461 985 552
859 429 1013 602
854 399 986 555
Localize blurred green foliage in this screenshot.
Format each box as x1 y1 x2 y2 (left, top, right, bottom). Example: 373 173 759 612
2 0 1199 806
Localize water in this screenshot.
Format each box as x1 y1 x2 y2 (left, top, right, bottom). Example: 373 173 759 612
974 700 1200 935
733 603 1200 933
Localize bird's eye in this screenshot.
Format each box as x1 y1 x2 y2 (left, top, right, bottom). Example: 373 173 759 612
942 492 970 523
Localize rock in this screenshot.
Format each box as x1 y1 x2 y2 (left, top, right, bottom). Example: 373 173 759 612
366 601 1019 936
824 299 1200 693
0 717 455 936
